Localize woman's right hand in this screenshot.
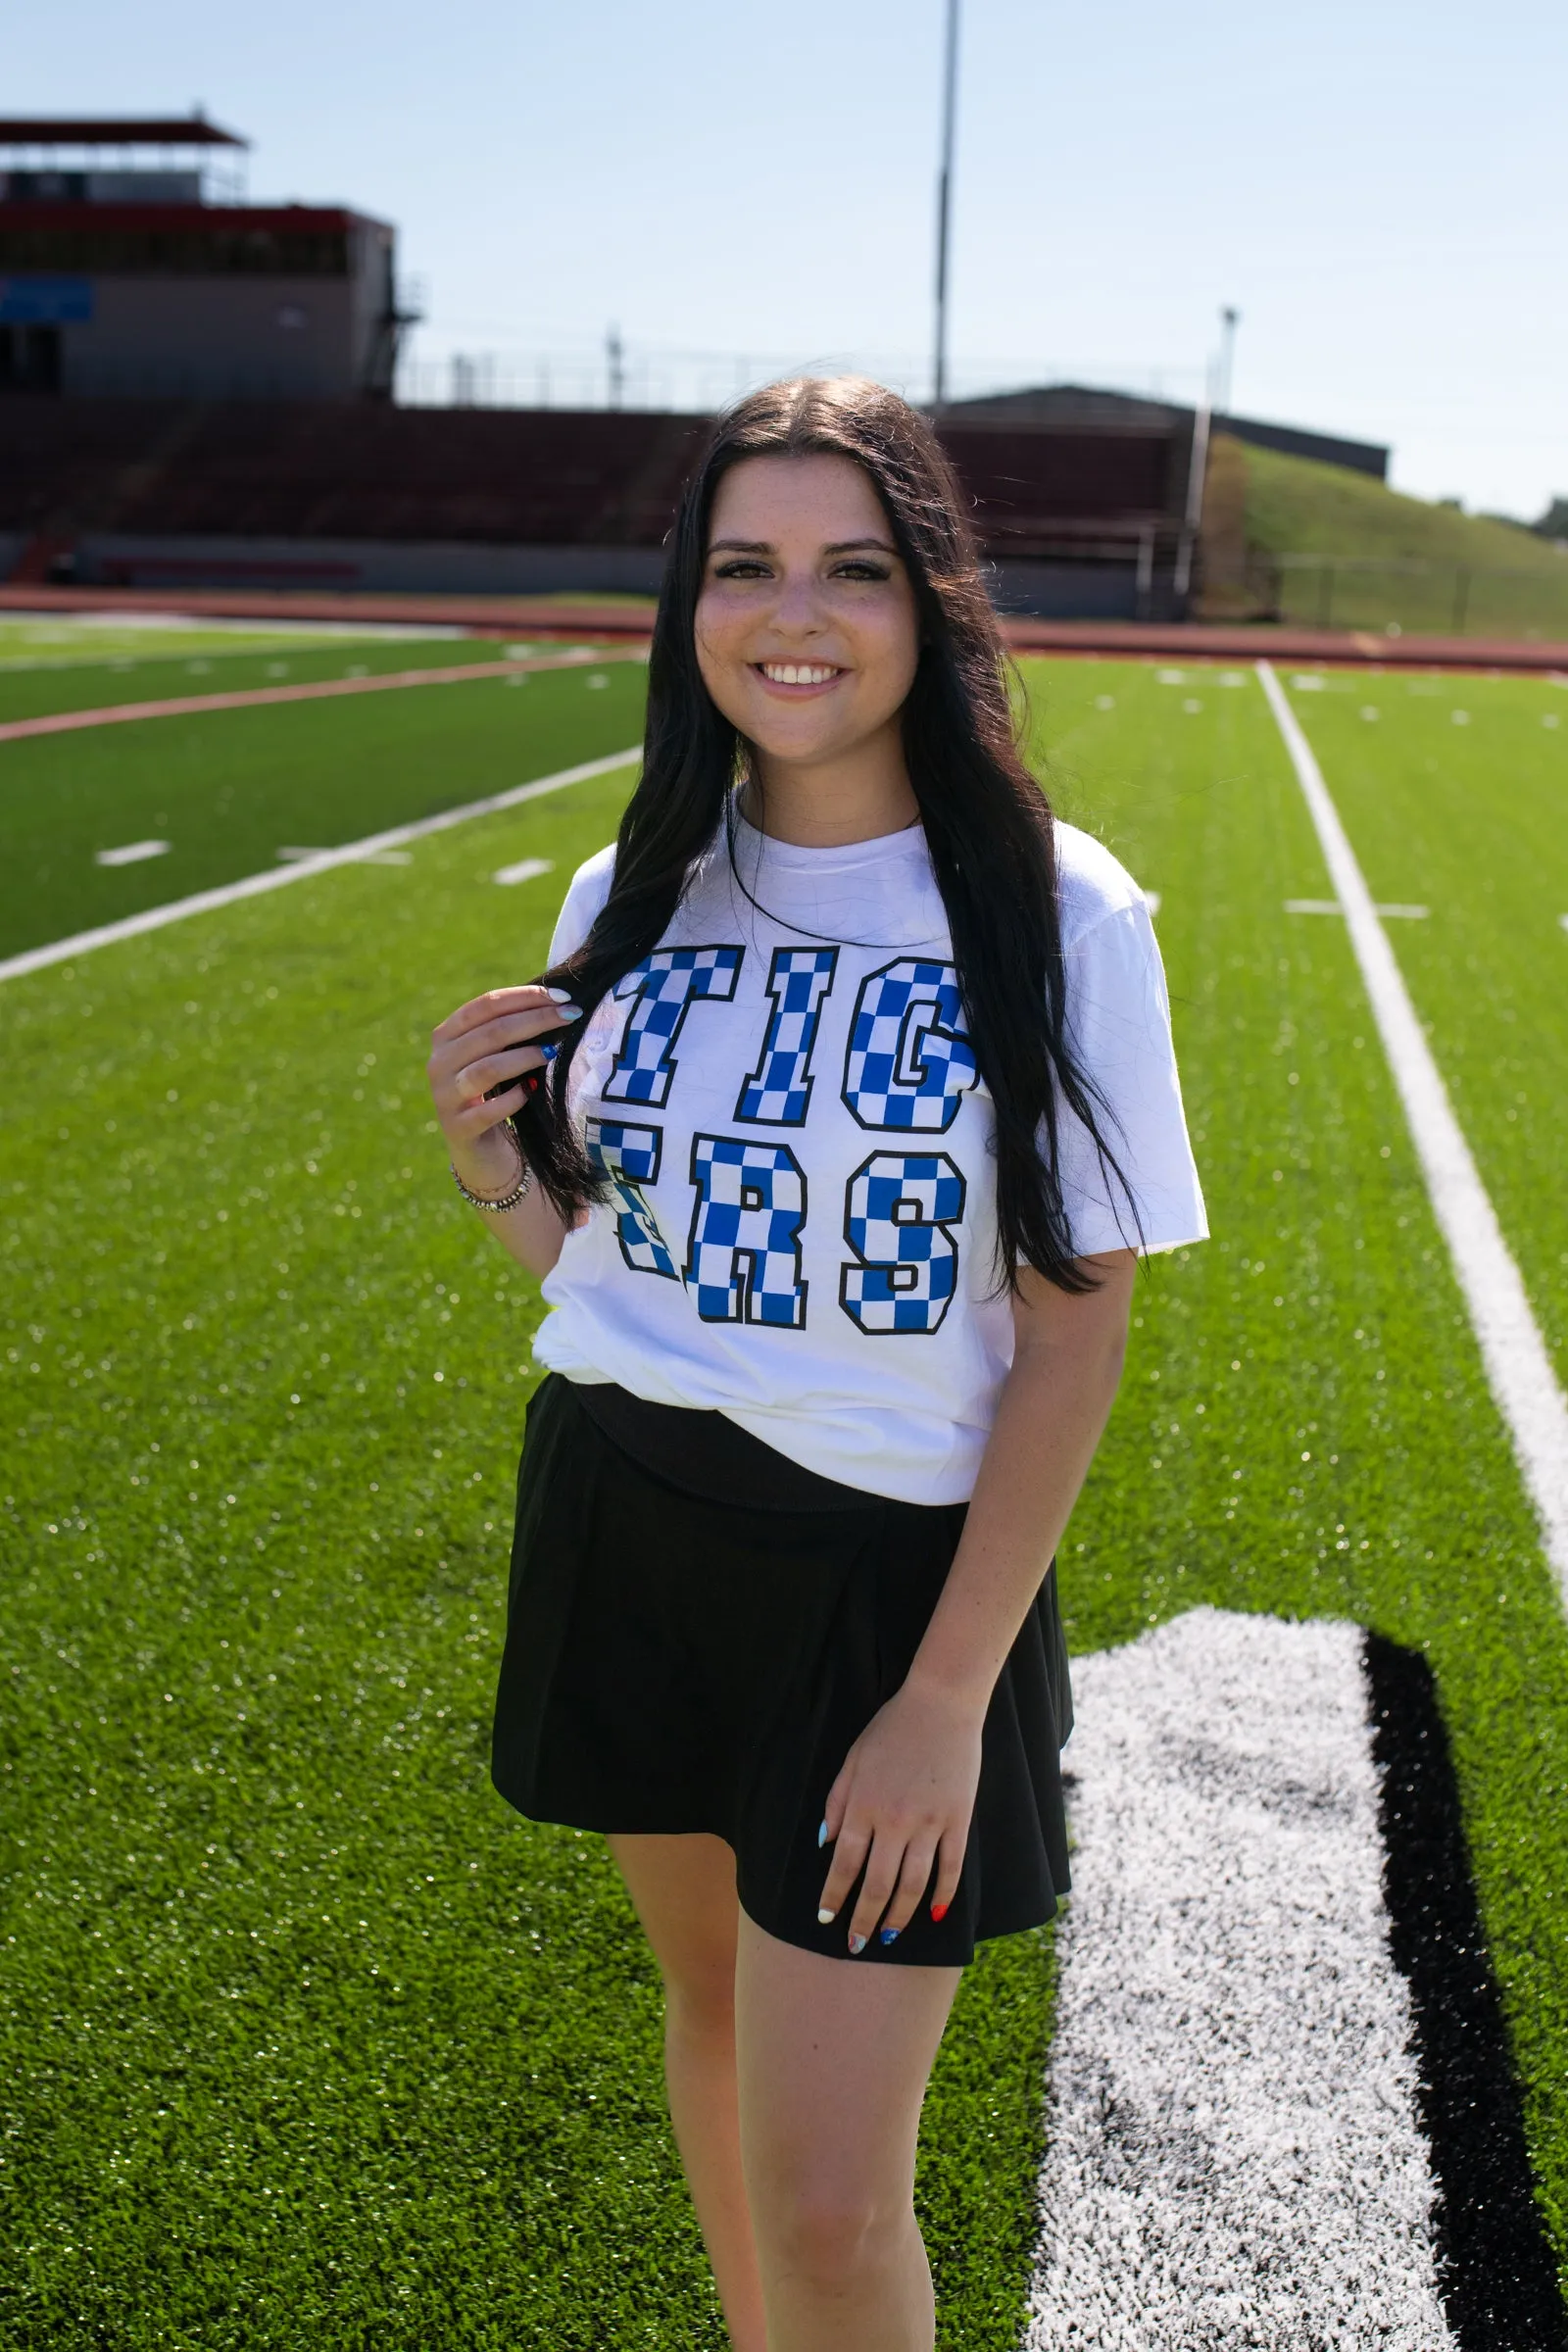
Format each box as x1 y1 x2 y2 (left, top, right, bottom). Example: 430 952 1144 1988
426 984 580 1193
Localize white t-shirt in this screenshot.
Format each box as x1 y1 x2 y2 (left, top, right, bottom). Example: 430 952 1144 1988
532 809 1206 1505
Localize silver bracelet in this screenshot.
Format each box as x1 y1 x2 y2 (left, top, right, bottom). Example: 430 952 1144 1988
450 1130 532 1213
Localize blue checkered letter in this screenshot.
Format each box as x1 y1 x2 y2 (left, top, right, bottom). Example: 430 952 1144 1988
734 946 838 1125
841 957 977 1132
840 1152 966 1335
603 945 744 1108
685 1136 808 1328
585 1118 677 1279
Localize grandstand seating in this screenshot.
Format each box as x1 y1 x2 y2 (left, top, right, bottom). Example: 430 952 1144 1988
0 399 710 547
0 397 1193 612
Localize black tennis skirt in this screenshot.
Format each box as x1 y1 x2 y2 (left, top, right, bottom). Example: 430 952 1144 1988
491 1372 1073 1967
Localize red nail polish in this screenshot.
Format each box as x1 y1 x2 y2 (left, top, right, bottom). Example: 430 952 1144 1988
930 1901 949 1924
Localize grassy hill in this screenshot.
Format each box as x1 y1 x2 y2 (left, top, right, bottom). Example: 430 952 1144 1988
1200 434 1568 640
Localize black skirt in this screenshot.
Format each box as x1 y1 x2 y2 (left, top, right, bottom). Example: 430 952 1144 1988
491 1373 1073 1967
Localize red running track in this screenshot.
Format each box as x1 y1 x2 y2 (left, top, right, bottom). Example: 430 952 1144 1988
0 583 1563 676
0 644 645 747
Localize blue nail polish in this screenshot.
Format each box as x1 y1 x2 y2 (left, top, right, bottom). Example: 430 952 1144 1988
879 1926 900 1946
817 1820 829 1849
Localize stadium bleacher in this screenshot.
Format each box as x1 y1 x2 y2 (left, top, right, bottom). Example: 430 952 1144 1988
0 394 1197 615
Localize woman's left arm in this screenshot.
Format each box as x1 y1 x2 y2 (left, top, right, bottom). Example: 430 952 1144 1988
816 1248 1137 1951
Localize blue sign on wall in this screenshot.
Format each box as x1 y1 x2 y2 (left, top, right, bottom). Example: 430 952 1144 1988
0 276 94 324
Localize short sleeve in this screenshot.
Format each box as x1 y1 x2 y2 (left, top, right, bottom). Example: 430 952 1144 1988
1054 900 1207 1258
546 843 617 966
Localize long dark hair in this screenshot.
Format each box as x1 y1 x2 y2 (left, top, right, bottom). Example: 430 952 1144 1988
514 373 1132 1292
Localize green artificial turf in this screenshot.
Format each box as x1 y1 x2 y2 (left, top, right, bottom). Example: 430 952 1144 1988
0 742 1053 2348
3 655 1567 2344
0 634 548 727
0 658 647 961
1019 654 1568 2289
1274 667 1568 1384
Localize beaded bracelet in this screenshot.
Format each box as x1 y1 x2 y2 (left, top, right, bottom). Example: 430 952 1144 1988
450 1131 532 1213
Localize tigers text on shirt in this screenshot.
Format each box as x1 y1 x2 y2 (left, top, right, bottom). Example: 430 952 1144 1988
532 811 1206 1506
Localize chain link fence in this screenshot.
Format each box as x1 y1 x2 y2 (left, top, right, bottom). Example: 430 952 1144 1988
1222 551 1568 641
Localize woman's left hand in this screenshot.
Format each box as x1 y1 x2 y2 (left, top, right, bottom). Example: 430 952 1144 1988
816 1680 985 1952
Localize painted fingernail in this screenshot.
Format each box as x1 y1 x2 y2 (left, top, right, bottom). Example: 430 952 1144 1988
848 1933 867 1955
556 1004 583 1021
817 1820 829 1848
547 987 574 1003
930 1901 949 1924
879 1926 900 1945
816 1907 835 1926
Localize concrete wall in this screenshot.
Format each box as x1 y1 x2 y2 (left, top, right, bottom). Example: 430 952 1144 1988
67 532 1184 616
989 556 1183 621
75 531 668 596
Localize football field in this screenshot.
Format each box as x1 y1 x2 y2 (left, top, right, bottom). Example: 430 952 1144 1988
2 639 1566 2347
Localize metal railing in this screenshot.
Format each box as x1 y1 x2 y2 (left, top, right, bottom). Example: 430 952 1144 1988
394 340 1206 418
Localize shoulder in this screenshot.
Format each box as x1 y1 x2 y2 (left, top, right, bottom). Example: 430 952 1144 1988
548 843 617 964
563 840 617 909
1052 820 1149 952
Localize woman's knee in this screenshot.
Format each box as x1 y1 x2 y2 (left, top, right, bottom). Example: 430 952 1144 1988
758 2180 908 2295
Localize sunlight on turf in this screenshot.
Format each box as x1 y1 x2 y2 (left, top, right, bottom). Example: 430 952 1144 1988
4 659 1567 2345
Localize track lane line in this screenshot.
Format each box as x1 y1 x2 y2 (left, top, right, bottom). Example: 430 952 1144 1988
0 644 639 744
1257 658 1568 1595
0 747 641 986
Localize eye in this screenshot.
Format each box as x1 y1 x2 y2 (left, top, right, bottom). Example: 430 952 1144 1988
711 558 771 580
832 560 893 582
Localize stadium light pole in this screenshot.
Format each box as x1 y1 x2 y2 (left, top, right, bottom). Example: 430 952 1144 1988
1214 305 1240 417
931 0 961 410
1174 398 1210 606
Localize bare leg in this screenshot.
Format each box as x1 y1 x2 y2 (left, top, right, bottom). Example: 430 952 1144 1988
607 1833 767 2352
734 1909 960 2352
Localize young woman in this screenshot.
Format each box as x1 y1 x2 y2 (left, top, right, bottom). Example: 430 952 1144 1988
427 377 1205 2352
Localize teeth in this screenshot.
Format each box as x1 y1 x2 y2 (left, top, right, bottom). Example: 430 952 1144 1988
762 662 837 685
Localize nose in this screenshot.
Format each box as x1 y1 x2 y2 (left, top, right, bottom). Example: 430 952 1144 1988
766 567 829 637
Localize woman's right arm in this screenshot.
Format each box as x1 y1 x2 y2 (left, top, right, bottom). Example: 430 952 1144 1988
426 984 579 1280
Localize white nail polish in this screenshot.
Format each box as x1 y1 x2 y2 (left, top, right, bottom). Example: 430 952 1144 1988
816 1907 835 1925
547 986 574 1003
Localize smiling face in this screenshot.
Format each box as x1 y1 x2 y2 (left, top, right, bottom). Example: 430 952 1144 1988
694 452 922 781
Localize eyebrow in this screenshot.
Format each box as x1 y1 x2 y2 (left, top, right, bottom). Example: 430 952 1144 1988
708 535 900 557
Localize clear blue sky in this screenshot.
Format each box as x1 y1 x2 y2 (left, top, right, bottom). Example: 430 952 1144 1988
8 0 1565 515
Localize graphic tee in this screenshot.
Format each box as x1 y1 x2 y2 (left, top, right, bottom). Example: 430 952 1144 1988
532 809 1206 1505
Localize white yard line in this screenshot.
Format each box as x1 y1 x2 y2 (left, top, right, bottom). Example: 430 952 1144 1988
1028 1610 1453 2351
1257 658 1568 1593
1285 897 1430 918
0 748 639 986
